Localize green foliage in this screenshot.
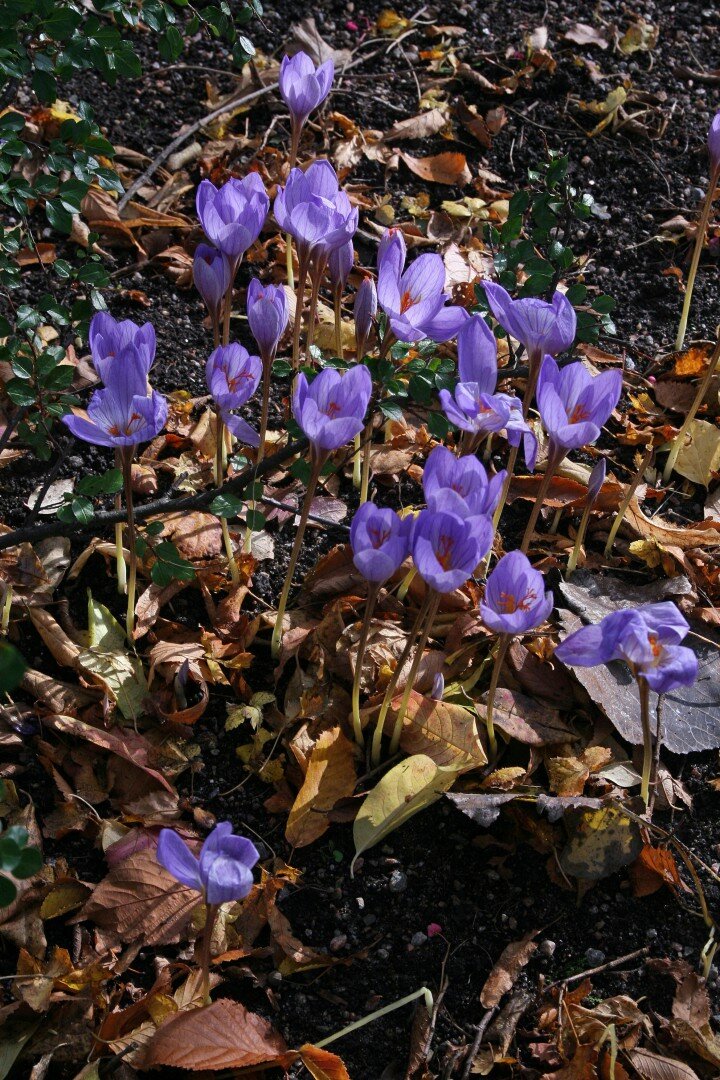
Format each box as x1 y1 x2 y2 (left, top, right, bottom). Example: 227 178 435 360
0 780 42 907
482 150 616 344
0 642 26 692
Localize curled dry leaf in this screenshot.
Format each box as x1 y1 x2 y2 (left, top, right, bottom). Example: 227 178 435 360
477 688 575 747
385 107 448 142
480 930 539 1008
672 419 720 486
560 805 643 881
285 727 357 848
299 1044 351 1080
400 151 472 186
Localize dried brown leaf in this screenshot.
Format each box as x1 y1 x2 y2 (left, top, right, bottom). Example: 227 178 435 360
480 930 539 1008
395 689 487 770
400 151 472 186
285 727 357 848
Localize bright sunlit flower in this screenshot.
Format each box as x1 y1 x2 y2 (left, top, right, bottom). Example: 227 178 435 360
377 227 467 344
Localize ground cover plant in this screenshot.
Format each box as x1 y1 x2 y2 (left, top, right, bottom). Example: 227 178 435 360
1 1 720 1077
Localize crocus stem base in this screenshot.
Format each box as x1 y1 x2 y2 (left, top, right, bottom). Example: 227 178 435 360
351 584 379 748
604 443 653 558
114 450 127 593
216 419 240 586
121 450 137 644
333 289 344 359
352 432 362 489
519 451 561 554
359 418 373 505
271 456 323 658
371 594 432 767
484 634 510 761
674 164 720 353
492 444 519 531
316 986 433 1050
291 257 309 370
388 591 441 756
1 586 11 635
200 902 219 1005
638 675 653 809
662 334 720 485
567 504 592 576
396 566 416 603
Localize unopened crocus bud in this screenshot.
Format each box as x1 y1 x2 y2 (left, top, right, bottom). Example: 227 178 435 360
279 51 334 135
328 240 354 293
354 277 377 358
708 111 720 172
246 279 289 363
587 458 607 504
194 243 231 323
431 673 444 700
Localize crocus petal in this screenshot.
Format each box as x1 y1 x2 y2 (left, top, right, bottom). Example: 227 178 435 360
156 829 203 893
457 314 498 391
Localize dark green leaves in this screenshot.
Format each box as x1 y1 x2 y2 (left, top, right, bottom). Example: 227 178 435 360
151 542 196 586
0 642 26 693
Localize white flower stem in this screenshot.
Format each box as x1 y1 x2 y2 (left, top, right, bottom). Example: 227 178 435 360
114 449 127 594
215 418 240 586
388 591 441 756
675 164 719 353
271 455 323 659
638 675 653 808
1 584 11 636
519 449 562 554
567 503 592 576
604 443 653 558
350 583 379 748
492 444 519 530
121 449 137 643
483 633 510 761
316 986 434 1049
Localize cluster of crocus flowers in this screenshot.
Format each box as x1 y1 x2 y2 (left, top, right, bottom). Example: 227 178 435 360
157 822 259 1002
555 602 698 807
63 312 167 640
271 365 372 659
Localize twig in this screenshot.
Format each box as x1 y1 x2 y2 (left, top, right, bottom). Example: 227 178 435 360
547 946 650 990
460 1007 497 1080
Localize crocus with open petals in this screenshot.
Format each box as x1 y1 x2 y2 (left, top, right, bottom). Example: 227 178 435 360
246 279 289 362
274 161 358 265
293 364 371 457
483 283 577 361
351 502 409 583
193 243 231 323
377 227 467 343
411 509 491 593
279 51 334 134
63 354 167 448
481 550 553 636
88 311 156 383
206 344 262 411
423 444 506 520
537 356 622 453
196 174 269 262
555 602 697 694
354 277 377 358
157 822 259 905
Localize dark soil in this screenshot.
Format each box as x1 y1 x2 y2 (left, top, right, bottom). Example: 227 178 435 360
3 0 720 1077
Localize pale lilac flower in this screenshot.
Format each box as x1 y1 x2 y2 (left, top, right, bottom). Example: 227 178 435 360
537 356 622 454
274 161 358 265
587 458 607 504
196 174 269 262
350 502 409 582
423 444 506 520
483 283 577 361
411 508 490 593
354 277 377 358
62 353 167 448
246 279 289 363
377 228 467 343
157 822 259 905
193 243 232 323
205 344 262 412
328 240 354 293
709 111 720 171
88 312 155 383
293 364 371 457
480 550 553 636
279 51 334 134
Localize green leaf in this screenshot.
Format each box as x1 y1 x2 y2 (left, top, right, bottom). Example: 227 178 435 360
45 198 72 233
592 294 616 314
0 643 26 693
245 508 265 530
0 873 16 907
211 493 243 519
151 542 196 586
76 469 123 497
159 25 184 60
12 846 43 880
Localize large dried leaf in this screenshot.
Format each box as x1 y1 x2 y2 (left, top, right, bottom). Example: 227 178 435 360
43 714 176 794
480 930 538 1008
140 997 288 1070
400 151 472 186
560 806 643 881
476 688 575 746
385 108 448 141
299 1044 351 1080
285 727 357 848
626 1048 700 1080
395 690 487 770
673 419 720 486
353 754 459 862
76 848 200 945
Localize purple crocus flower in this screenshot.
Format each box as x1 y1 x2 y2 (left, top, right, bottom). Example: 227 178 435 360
328 240 354 293
483 282 577 361
354 277 377 358
193 243 232 323
279 51 334 134
587 458 607 503
422 444 506 520
438 316 537 467
293 364 371 457
157 822 259 905
246 279 289 362
709 111 720 171
196 174 269 262
480 550 553 636
205 344 262 411
377 228 467 344
537 356 622 454
554 602 698 694
63 354 167 448
88 311 155 383
274 161 358 266
411 508 490 593
350 502 409 583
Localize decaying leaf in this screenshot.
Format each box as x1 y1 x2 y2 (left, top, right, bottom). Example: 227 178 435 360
560 805 643 880
400 151 472 186
299 1044 351 1080
285 727 357 847
394 690 487 770
672 419 720 486
480 930 539 1008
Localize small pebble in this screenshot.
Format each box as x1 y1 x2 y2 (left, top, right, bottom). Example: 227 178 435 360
388 869 408 893
646 928 658 940
410 932 427 947
538 939 557 958
330 934 347 952
585 948 606 966
266 970 282 986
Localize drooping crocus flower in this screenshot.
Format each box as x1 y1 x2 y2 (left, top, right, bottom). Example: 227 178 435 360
519 355 622 553
88 311 156 383
354 277 377 359
279 51 334 148
423 444 506 521
555 602 698 808
479 550 553 757
205 344 262 413
273 364 372 659
193 243 232 328
483 282 576 411
411 508 491 594
537 356 622 453
438 315 537 467
157 822 260 1002
377 227 467 344
196 174 269 263
293 364 371 458
246 280 289 364
349 502 410 747
62 355 167 448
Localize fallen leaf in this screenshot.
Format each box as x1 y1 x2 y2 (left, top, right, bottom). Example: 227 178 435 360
395 690 487 770
400 151 472 186
631 845 683 897
626 1047 701 1080
77 598 149 720
385 108 448 141
618 18 659 54
560 805 643 881
672 419 720 486
480 930 539 1008
285 727 357 848
564 22 610 49
477 688 575 746
299 1044 351 1080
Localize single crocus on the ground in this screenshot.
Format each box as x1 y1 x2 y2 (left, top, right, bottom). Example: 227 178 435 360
62 355 167 641
555 602 698 808
372 508 492 765
482 282 576 414
520 355 622 553
479 550 553 756
196 174 269 264
274 161 358 365
349 502 410 746
246 279 289 460
376 227 467 345
157 822 259 1001
567 458 607 574
193 243 232 340
88 311 156 383
674 110 720 352
279 51 334 164
271 365 372 659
